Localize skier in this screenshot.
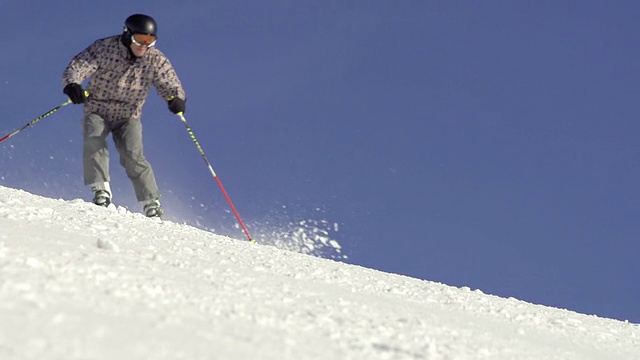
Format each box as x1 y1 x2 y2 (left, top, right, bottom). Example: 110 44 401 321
62 14 186 217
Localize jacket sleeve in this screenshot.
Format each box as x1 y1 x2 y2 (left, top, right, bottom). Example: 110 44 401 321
62 39 103 87
153 53 186 101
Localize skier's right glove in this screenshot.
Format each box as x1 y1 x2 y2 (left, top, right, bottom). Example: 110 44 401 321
63 83 86 104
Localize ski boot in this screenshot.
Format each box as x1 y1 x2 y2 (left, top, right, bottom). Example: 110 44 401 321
143 199 163 218
93 190 111 207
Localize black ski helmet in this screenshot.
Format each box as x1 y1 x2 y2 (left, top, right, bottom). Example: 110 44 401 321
121 14 157 46
125 14 157 36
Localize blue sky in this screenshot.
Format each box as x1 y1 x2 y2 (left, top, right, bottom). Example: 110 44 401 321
1 1 639 323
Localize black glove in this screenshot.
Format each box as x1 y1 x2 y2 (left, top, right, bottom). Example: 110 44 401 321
168 97 186 114
63 83 86 104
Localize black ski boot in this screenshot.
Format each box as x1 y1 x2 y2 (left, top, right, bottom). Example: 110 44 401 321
143 200 163 218
93 190 111 207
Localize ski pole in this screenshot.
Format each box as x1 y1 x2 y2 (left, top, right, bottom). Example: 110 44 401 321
0 99 72 144
176 112 254 243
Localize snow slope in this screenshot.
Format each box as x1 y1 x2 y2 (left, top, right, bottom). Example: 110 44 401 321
0 185 638 359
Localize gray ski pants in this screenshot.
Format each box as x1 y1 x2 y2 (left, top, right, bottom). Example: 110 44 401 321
83 113 160 202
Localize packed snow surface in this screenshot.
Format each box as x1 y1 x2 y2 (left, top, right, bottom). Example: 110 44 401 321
0 185 638 359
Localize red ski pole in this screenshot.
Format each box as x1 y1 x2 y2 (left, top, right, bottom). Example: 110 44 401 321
176 112 254 243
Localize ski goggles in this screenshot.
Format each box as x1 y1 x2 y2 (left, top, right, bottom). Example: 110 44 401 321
131 33 157 47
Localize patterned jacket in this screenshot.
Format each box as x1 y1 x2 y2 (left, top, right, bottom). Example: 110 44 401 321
62 36 186 121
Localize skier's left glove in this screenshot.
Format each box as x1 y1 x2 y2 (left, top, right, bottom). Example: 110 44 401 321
168 97 186 114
